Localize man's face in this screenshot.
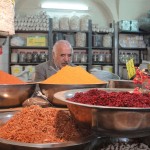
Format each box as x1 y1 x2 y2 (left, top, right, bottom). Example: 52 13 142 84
53 45 72 69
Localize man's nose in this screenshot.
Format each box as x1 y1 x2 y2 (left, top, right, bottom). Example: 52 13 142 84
64 55 70 62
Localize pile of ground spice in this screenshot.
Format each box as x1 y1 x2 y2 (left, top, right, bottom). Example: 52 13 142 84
41 66 106 84
68 89 150 107
0 106 91 143
0 70 25 84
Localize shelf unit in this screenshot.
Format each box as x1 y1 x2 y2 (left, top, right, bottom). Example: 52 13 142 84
8 18 115 75
91 31 115 72
49 18 115 72
49 18 92 71
116 25 149 79
8 30 50 74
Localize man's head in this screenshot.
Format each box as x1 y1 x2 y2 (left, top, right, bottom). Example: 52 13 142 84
52 40 73 69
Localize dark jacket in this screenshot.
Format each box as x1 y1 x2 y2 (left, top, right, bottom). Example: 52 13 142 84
34 60 75 82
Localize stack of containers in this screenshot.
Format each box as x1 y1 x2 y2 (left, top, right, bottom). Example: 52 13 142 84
14 11 49 31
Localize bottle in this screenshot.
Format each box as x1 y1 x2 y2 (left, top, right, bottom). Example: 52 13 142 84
39 52 47 62
11 51 18 63
32 51 39 63
19 52 26 63
105 52 111 63
98 52 105 62
73 52 80 63
93 52 98 63
26 52 33 63
80 52 87 63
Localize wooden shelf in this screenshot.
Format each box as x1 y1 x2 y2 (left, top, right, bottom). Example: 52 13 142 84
119 47 147 50
10 46 48 49
15 30 48 33
92 47 113 50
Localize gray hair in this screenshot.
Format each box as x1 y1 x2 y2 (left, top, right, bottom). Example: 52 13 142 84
52 40 73 54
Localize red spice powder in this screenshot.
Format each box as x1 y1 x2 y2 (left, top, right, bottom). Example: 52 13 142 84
0 106 91 143
0 70 26 84
133 68 150 90
68 89 150 107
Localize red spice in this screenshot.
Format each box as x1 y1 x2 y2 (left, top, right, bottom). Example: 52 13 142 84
133 68 150 90
0 106 91 143
0 70 26 84
68 89 150 107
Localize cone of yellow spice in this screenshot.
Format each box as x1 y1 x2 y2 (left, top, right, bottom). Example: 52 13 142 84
41 66 106 84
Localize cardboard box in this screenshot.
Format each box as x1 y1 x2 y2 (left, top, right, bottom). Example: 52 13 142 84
27 36 47 46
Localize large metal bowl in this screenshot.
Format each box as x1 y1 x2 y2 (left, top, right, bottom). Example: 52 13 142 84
108 79 142 89
0 111 95 150
54 88 150 138
88 136 150 149
0 83 36 108
38 83 107 107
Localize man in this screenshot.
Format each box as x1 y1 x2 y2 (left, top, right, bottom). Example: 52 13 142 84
34 40 74 82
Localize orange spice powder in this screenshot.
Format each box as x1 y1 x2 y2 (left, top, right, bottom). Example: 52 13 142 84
41 66 106 84
0 70 26 84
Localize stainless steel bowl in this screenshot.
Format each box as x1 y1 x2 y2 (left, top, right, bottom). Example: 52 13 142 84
54 88 150 138
88 136 150 149
0 83 36 108
108 80 142 89
0 111 96 150
39 83 107 107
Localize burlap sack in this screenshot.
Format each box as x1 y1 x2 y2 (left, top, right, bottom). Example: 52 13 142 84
0 0 15 35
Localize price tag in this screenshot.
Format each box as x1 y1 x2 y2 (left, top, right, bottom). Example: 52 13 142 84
126 58 136 79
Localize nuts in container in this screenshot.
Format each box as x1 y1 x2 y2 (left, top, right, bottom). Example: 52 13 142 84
75 32 86 47
52 16 59 30
69 15 80 31
80 15 90 31
59 16 69 30
102 34 112 47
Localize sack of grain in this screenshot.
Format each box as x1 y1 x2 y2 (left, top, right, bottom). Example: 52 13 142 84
0 0 15 35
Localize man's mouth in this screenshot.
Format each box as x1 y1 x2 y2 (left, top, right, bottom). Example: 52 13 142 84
62 63 68 66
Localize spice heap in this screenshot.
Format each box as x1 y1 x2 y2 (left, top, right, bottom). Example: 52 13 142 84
0 70 25 84
68 89 150 107
0 105 91 143
42 66 106 84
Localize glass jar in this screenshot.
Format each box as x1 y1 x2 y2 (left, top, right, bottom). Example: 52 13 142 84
98 52 105 62
73 52 80 63
80 52 87 63
39 52 47 62
26 52 33 63
11 52 18 63
32 51 39 63
19 52 26 63
105 53 111 63
93 52 98 63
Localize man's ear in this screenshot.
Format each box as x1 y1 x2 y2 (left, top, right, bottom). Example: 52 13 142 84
52 52 55 59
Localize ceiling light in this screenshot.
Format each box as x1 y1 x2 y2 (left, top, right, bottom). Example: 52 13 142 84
41 2 88 11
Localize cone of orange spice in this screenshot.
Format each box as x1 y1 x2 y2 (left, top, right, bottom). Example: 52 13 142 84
0 70 26 84
41 66 106 84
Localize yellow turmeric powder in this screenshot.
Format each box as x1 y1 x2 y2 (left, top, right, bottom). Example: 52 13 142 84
41 66 106 84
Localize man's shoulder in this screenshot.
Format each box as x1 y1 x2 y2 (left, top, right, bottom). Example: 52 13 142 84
35 61 51 69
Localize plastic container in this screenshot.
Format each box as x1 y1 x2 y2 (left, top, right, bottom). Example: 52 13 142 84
103 65 113 73
11 65 23 76
11 52 18 63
